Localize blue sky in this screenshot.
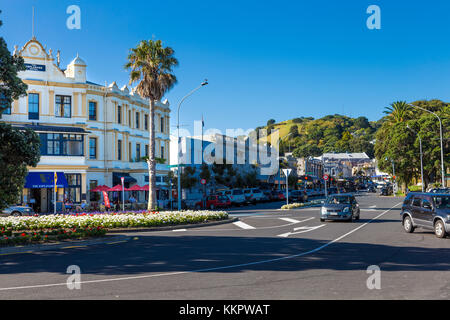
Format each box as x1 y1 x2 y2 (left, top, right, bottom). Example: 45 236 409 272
2 0 450 135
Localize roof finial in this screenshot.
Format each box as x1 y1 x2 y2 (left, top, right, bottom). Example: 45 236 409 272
32 6 36 39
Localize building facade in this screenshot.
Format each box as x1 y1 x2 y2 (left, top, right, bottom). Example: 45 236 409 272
1 38 171 212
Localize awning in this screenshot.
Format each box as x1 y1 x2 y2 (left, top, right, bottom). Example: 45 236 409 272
25 172 68 189
11 124 90 134
112 172 137 185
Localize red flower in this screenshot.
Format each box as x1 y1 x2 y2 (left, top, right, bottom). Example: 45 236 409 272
21 233 26 237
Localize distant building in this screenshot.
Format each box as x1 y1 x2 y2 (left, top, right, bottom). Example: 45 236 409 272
320 152 372 178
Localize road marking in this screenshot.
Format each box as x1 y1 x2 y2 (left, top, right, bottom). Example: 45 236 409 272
0 202 402 292
277 225 325 238
279 218 306 224
233 221 255 230
172 229 187 232
107 241 128 245
61 246 86 249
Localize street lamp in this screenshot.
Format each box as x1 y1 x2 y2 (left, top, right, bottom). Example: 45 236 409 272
177 80 208 210
407 125 424 192
408 103 445 187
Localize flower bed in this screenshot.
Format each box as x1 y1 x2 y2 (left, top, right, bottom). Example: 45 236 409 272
0 227 106 247
281 200 323 210
0 210 229 231
0 210 228 247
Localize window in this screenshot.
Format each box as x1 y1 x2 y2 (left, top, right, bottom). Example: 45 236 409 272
89 137 97 159
128 110 131 127
144 115 148 131
55 95 71 118
39 133 84 156
161 145 165 159
118 140 122 160
128 142 132 162
145 144 149 157
412 197 421 207
28 93 39 120
160 116 164 133
136 112 140 129
89 101 97 121
421 198 432 210
117 105 122 124
0 93 11 115
89 180 100 201
136 143 141 160
65 174 81 203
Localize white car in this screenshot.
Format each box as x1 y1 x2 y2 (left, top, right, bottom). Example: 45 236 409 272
228 189 247 206
243 188 265 204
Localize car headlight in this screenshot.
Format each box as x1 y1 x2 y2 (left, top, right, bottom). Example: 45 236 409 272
321 207 327 215
343 207 350 213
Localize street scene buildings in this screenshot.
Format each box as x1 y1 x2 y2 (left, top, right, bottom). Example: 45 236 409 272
2 38 171 212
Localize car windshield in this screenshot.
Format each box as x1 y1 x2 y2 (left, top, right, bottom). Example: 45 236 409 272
326 196 352 204
233 190 243 195
433 196 450 210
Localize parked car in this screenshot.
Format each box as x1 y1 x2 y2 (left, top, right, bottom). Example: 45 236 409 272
1 205 35 216
261 190 272 202
320 194 360 222
243 188 257 204
380 185 393 196
227 189 247 206
194 195 231 210
367 185 377 193
274 190 286 201
289 190 308 203
401 192 450 238
327 187 338 195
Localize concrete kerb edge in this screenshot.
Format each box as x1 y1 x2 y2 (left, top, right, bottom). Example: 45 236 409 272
0 217 239 255
106 216 239 233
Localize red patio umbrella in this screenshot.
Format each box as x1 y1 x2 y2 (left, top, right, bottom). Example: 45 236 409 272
108 184 130 192
91 185 110 192
128 184 143 191
141 184 149 191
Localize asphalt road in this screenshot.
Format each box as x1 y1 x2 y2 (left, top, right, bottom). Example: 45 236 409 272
0 193 449 300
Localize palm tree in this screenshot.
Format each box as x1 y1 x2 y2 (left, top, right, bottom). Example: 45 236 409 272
125 40 178 210
383 101 411 123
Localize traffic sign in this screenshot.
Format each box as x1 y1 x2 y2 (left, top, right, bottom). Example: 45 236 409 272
200 179 206 185
323 174 329 181
282 169 292 177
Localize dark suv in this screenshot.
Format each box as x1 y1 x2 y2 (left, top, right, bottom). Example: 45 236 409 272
400 192 450 238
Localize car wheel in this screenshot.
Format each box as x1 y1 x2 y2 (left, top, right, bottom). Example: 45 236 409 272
403 216 415 233
434 220 447 239
11 211 22 216
195 205 201 210
210 204 215 210
320 218 325 222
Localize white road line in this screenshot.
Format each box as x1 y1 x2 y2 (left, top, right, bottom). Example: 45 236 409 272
0 202 402 292
277 224 325 237
172 229 187 232
233 221 256 230
279 217 308 224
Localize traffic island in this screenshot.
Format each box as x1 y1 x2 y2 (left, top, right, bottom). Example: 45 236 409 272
0 210 232 252
280 200 323 210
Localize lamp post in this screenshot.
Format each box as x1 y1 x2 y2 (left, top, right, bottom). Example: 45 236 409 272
407 125 424 192
177 80 208 210
408 104 445 187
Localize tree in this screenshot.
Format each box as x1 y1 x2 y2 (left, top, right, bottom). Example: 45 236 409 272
267 119 276 126
125 39 178 210
383 101 411 123
0 13 40 210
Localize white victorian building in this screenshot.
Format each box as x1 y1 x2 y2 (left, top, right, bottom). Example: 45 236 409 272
1 37 171 212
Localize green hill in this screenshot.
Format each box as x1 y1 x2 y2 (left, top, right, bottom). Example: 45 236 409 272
255 115 383 158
